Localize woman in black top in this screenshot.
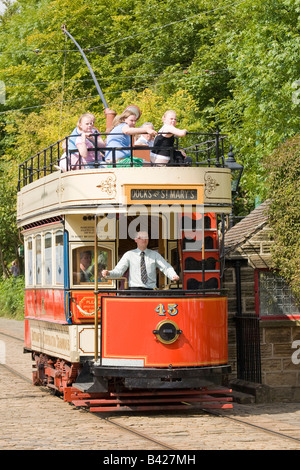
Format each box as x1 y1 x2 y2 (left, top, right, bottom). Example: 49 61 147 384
150 110 190 166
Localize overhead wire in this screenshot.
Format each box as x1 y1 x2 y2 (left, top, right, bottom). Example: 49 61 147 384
0 0 249 56
87 0 249 52
3 69 229 91
0 68 231 116
0 0 246 116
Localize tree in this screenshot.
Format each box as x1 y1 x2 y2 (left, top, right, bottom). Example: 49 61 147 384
1 0 300 221
0 160 19 276
264 134 300 301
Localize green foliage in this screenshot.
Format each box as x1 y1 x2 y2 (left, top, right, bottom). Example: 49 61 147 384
0 160 19 273
264 135 300 300
0 0 300 291
0 276 25 319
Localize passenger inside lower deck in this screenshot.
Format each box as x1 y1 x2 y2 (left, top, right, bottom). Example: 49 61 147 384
101 231 179 290
104 110 157 166
79 250 93 282
73 246 110 285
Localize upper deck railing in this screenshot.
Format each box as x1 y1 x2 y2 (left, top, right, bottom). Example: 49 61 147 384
17 131 227 190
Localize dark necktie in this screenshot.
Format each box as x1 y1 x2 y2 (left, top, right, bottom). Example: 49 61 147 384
140 251 148 284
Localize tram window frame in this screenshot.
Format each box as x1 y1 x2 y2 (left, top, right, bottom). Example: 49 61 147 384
44 232 52 285
71 242 115 288
35 234 42 285
55 230 64 285
26 237 34 286
167 240 182 286
23 226 64 288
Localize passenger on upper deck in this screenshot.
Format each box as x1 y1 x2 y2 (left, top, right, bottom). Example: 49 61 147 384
72 113 105 169
134 122 155 147
60 113 105 170
151 110 191 166
104 110 157 166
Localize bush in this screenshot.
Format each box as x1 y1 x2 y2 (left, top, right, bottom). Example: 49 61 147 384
264 135 300 301
0 276 25 320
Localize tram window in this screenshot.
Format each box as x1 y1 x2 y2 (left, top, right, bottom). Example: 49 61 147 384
27 237 33 286
36 235 42 285
45 232 52 285
55 231 64 285
72 244 113 287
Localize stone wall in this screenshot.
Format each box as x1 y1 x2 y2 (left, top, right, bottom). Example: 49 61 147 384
260 320 300 401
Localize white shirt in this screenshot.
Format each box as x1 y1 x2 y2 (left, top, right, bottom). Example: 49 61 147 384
135 136 155 146
108 248 177 289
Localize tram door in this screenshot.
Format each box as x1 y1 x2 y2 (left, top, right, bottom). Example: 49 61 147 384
116 212 174 288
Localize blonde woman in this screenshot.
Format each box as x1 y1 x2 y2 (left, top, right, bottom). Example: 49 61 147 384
72 113 105 169
60 113 105 170
151 110 190 166
105 110 156 165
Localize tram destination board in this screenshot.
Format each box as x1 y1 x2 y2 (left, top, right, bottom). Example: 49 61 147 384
124 184 203 204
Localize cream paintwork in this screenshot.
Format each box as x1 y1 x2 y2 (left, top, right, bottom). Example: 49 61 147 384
17 167 232 226
27 318 99 362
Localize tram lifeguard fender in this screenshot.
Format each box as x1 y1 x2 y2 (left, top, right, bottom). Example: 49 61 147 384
101 296 228 368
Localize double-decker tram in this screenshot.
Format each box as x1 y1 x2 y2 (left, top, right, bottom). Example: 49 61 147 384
17 114 234 411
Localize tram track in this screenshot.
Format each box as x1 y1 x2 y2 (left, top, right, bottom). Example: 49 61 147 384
89 411 178 451
0 331 23 342
2 357 300 449
202 408 300 444
0 345 177 451
1 327 300 450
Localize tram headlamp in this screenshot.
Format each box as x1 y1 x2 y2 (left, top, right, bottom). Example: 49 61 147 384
153 320 182 344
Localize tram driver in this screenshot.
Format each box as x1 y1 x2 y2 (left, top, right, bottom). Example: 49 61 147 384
101 231 179 290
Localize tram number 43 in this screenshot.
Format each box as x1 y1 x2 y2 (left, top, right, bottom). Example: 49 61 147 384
155 303 178 316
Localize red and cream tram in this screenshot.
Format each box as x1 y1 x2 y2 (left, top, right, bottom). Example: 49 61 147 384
17 116 233 411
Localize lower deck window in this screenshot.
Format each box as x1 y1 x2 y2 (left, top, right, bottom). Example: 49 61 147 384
24 227 64 287
72 245 113 287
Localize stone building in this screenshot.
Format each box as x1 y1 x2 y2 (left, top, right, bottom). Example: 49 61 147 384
223 200 300 402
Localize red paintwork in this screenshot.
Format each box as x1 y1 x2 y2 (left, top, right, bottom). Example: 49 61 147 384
24 319 31 349
24 288 116 325
25 289 66 323
101 296 228 367
70 290 116 323
182 229 219 248
71 290 100 323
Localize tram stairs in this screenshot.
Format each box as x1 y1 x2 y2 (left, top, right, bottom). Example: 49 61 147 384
179 213 221 292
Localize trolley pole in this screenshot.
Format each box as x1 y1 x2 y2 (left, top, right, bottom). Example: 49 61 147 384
94 215 99 361
61 25 116 132
62 24 108 109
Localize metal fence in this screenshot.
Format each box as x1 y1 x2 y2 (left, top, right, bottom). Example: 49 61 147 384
235 314 262 383
17 131 227 190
